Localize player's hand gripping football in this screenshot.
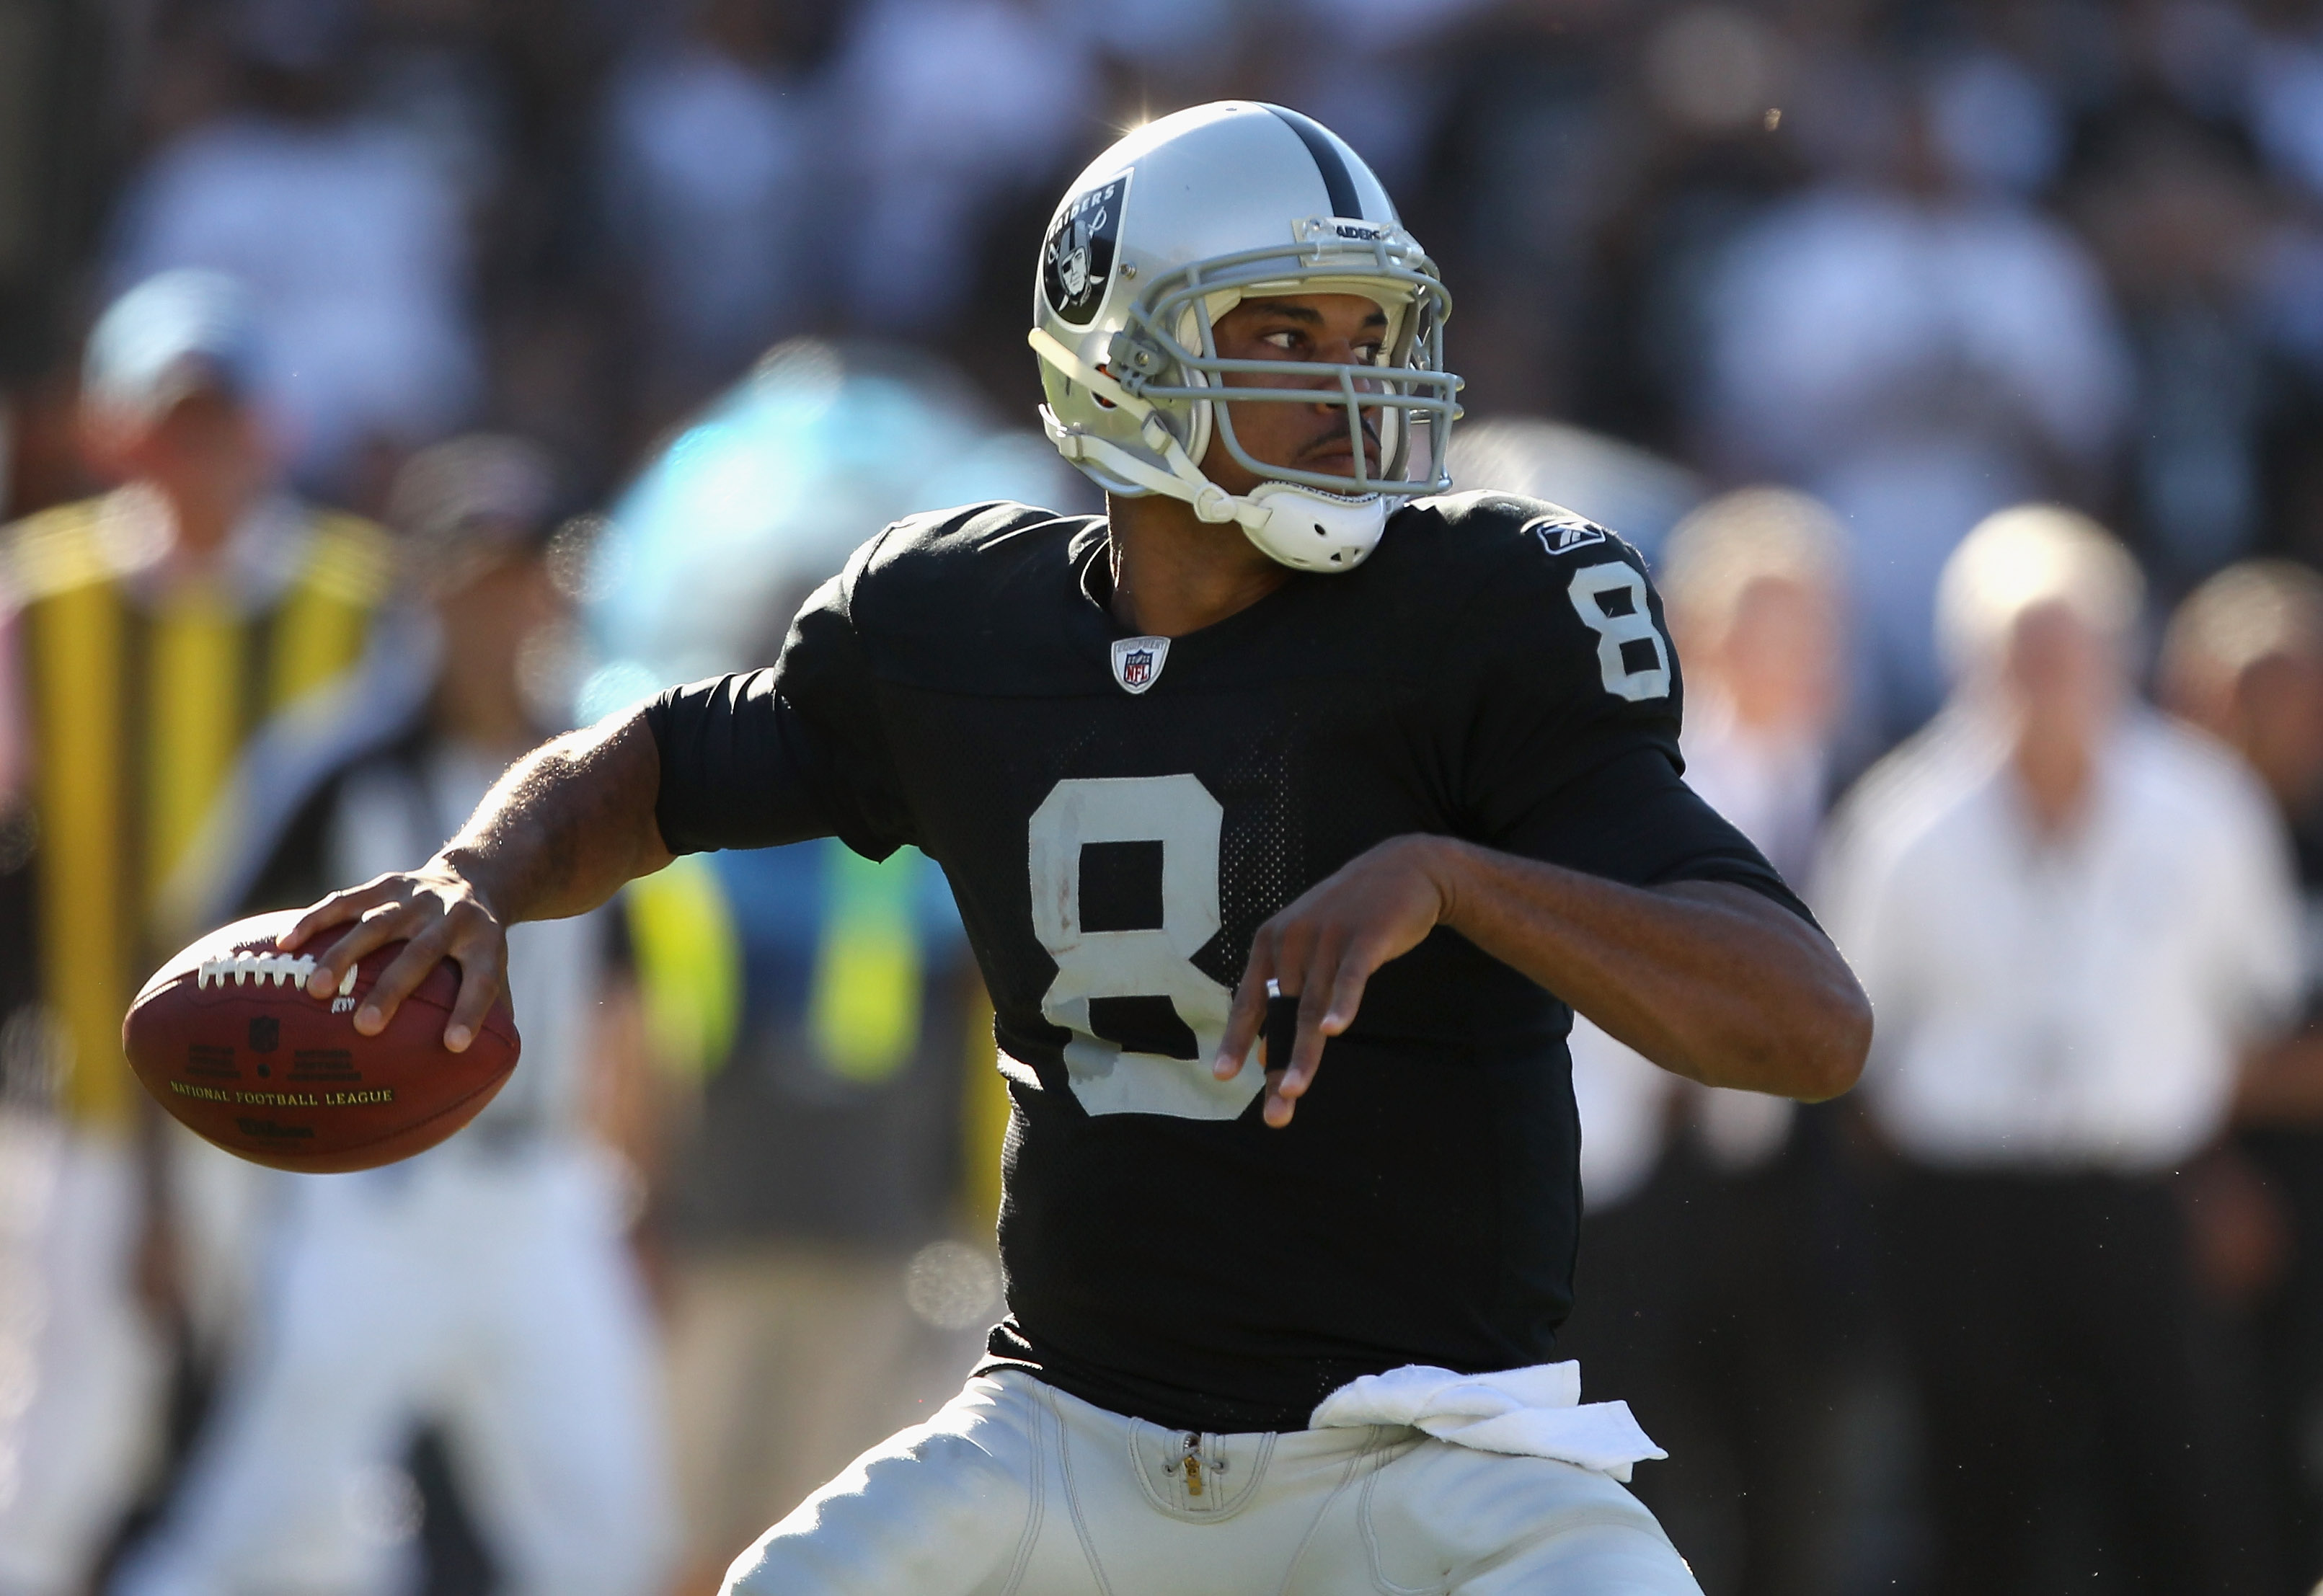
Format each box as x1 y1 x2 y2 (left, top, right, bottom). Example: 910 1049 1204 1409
1215 835 1455 1128
280 858 510 1053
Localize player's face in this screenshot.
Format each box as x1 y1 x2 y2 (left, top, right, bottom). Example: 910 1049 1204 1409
1202 293 1389 495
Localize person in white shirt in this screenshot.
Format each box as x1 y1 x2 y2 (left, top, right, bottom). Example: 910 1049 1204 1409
106 19 479 495
1698 81 2129 740
113 437 674 1596
1817 505 2303 1593
601 0 832 419
1559 487 1851 1596
2161 559 2323 1579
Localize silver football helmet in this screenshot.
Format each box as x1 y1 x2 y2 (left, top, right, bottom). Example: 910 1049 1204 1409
1029 102 1461 573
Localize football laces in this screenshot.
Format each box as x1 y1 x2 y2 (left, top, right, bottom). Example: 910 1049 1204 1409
196 950 360 998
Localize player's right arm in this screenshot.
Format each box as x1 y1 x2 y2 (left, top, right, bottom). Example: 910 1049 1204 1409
286 568 903 1051
285 709 671 1050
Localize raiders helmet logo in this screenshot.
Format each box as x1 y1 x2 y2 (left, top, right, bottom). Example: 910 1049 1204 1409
1110 634 1169 694
1043 174 1129 327
1528 515 1609 557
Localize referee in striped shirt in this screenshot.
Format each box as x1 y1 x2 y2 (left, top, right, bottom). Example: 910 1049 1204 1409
0 269 396 1596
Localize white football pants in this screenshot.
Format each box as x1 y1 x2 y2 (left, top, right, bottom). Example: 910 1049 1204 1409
114 1141 673 1596
0 1120 169 1596
723 1369 1702 1596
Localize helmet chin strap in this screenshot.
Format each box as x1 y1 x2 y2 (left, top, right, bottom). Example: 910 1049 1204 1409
1029 327 1389 573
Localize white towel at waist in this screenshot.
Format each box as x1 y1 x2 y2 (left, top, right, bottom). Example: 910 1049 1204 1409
1309 1362 1665 1483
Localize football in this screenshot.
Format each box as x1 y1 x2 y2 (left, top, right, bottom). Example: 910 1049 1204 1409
123 908 521 1173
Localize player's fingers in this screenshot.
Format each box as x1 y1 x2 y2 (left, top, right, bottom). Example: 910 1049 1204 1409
1215 928 1278 1080
352 920 455 1038
1319 944 1379 1036
304 897 427 999
438 924 507 1054
1262 1065 1296 1128
1266 920 1319 996
1275 931 1347 1105
285 878 394 964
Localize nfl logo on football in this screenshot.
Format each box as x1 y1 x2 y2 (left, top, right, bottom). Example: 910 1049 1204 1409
1109 635 1170 696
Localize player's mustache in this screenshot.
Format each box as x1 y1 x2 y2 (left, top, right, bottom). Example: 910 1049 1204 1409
1298 415 1382 464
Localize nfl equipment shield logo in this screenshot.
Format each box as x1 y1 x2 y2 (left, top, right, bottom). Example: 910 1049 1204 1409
1110 635 1169 695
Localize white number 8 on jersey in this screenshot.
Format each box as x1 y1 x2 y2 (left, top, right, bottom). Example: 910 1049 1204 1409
1026 774 1261 1120
1567 562 1672 701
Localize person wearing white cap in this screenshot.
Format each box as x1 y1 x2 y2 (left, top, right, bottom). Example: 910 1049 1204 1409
0 270 396 1595
112 435 674 1596
1816 505 2303 1589
1558 487 1853 1595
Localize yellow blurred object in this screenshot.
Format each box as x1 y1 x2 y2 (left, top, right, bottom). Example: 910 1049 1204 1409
147 585 237 898
961 988 1006 1236
807 843 922 1085
4 496 390 1130
625 854 744 1079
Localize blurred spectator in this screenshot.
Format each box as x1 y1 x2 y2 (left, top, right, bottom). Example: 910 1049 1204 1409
552 341 1060 1595
116 435 673 1596
2162 557 2323 1579
1559 486 1851 1596
830 0 1094 336
584 347 1014 1594
638 837 985 1596
1419 5 1637 419
2249 0 2323 205
2069 109 2287 584
601 0 835 423
1818 505 2301 1591
105 0 480 500
1700 69 2128 740
1265 0 1491 194
1654 487 1851 883
1446 416 1702 559
0 270 395 1596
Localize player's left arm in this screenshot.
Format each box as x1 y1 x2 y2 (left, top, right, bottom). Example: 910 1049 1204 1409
1215 509 1870 1127
1215 835 1870 1126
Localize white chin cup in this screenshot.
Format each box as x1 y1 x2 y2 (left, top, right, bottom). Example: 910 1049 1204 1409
1234 482 1387 572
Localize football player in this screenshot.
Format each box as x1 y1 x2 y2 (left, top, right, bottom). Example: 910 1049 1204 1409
283 102 1871 1595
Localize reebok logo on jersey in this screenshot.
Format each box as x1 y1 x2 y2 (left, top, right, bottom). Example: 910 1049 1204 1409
1529 516 1609 557
1110 635 1169 694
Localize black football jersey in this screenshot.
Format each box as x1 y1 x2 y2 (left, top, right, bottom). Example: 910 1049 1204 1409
645 491 1807 1434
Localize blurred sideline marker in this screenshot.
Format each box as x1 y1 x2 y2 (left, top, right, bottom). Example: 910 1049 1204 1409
624 854 743 1079
808 841 924 1085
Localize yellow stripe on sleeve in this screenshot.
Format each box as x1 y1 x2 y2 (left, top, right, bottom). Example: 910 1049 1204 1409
32 577 128 1128
146 583 242 894
269 513 392 710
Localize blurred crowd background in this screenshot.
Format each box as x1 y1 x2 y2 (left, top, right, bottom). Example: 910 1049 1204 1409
9 0 2323 1593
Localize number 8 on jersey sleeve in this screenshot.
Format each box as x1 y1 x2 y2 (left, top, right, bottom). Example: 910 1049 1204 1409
1566 562 1672 702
